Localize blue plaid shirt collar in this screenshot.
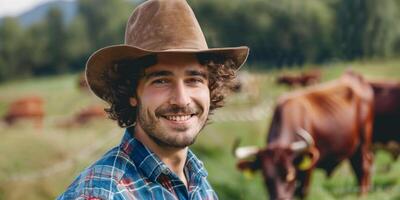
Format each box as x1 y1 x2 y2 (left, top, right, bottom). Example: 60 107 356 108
120 129 208 183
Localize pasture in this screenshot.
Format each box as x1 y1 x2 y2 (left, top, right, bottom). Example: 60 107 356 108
0 59 399 200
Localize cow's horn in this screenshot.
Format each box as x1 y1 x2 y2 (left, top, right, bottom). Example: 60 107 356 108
234 146 260 159
233 138 260 159
290 128 314 153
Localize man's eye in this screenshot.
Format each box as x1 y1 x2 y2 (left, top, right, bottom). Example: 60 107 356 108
187 78 205 84
152 79 169 85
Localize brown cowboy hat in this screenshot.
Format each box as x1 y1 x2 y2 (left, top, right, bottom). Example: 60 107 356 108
86 0 249 101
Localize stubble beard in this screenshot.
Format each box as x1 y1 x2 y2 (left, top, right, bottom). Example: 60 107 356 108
137 103 208 148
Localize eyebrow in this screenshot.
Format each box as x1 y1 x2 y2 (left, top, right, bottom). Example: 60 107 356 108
186 69 208 79
144 70 173 80
144 69 208 80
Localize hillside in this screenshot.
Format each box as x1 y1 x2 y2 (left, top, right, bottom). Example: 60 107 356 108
0 0 144 27
0 1 77 27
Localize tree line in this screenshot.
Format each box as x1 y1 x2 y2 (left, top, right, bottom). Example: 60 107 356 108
1 0 400 82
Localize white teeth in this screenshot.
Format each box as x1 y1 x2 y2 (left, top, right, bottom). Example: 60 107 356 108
165 115 191 121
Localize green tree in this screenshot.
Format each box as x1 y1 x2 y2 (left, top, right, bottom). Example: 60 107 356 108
0 17 25 81
77 0 133 50
337 0 400 59
44 7 69 74
22 7 70 76
363 0 400 57
23 22 49 76
193 0 335 67
65 15 91 71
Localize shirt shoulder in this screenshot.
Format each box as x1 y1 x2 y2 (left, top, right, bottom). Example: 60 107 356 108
57 147 143 200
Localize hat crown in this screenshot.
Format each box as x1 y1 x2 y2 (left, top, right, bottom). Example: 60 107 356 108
125 0 208 51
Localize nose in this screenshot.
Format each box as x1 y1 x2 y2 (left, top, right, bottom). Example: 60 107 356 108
170 81 191 106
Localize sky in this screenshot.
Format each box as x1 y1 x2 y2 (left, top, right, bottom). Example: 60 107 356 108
0 0 74 17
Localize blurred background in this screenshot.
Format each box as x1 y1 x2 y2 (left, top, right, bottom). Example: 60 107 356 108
0 0 399 199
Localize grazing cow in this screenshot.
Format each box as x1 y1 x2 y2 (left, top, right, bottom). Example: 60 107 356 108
58 105 107 128
234 71 374 199
75 105 106 124
3 96 45 129
369 80 400 160
277 70 321 87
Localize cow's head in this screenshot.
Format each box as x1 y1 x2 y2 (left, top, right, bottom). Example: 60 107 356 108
234 129 319 199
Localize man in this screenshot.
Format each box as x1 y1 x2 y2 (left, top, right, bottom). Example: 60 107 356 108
58 0 249 199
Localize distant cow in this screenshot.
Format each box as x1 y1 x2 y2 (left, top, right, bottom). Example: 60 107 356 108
58 105 106 128
3 96 45 129
235 71 374 199
75 105 106 124
277 70 321 87
369 80 400 160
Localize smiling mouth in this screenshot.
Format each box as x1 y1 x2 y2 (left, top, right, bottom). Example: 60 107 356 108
162 114 197 122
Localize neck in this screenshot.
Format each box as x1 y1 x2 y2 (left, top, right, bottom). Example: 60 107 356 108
133 125 188 186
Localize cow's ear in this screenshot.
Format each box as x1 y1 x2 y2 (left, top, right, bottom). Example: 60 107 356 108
237 159 258 171
237 160 258 180
295 148 319 171
297 154 313 171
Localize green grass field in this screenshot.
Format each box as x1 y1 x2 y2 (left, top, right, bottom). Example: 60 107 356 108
0 59 399 200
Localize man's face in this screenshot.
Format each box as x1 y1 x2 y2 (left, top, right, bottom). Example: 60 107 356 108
131 53 210 148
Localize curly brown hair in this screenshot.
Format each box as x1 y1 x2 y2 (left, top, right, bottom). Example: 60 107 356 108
103 53 238 128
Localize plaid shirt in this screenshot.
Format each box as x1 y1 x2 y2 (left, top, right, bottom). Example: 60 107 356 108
58 129 218 200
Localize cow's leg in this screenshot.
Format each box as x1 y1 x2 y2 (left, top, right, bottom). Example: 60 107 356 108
350 118 373 195
294 146 320 198
349 147 373 194
294 170 312 199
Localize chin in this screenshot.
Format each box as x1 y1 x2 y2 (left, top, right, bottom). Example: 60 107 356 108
174 130 199 145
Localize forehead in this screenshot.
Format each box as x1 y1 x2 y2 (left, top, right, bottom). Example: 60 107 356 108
144 53 206 73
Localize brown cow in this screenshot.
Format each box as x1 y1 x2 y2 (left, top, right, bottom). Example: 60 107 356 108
75 105 106 124
57 105 107 128
3 96 45 129
235 71 374 199
276 70 321 87
369 80 400 160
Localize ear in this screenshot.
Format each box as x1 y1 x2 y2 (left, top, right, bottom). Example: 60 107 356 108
297 147 319 171
237 160 258 180
129 97 138 107
237 159 258 171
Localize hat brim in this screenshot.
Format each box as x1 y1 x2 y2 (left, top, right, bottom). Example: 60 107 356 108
86 45 249 102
